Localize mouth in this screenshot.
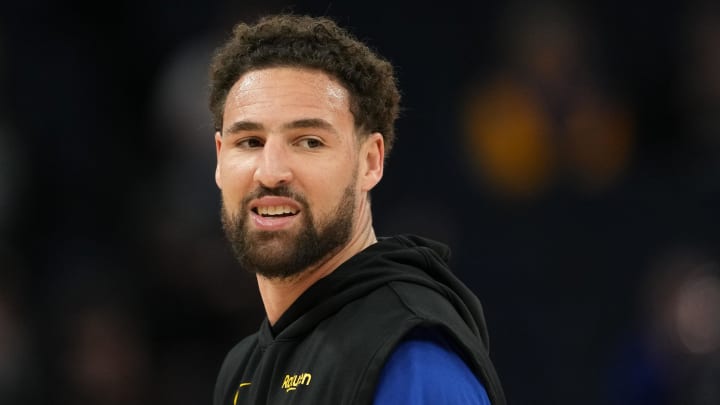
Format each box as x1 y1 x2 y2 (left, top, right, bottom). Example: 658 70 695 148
252 205 300 218
247 196 303 231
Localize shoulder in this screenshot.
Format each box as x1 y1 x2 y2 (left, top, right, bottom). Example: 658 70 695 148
373 327 491 405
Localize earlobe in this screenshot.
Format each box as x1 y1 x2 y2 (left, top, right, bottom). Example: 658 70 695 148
360 133 384 192
215 131 223 189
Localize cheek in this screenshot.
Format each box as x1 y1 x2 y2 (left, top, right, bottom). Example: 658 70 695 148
309 163 358 208
219 157 255 197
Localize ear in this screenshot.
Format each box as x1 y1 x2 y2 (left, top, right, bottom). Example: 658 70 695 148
359 132 384 192
214 131 223 189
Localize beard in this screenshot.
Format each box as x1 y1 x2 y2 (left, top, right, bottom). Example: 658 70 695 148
221 183 356 280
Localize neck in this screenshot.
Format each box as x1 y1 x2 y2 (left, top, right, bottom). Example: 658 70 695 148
257 204 377 326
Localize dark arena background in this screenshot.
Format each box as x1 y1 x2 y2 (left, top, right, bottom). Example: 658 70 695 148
1 1 719 404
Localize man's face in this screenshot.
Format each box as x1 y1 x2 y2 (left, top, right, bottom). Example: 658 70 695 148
215 67 364 279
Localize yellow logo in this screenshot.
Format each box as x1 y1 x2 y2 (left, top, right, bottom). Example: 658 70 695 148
281 373 312 392
233 382 251 405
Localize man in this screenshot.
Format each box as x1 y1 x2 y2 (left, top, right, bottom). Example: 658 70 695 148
210 14 506 404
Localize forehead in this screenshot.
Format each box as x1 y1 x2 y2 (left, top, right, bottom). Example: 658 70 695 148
223 67 353 129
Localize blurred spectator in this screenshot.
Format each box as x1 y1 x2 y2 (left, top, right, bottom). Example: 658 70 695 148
608 247 720 405
461 2 634 199
60 305 151 405
41 255 152 405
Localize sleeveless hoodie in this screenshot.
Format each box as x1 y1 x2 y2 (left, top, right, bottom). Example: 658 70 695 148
214 235 506 404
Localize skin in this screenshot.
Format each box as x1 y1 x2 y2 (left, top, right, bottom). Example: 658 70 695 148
214 67 385 324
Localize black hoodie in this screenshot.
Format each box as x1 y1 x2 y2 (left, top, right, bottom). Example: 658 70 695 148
214 235 506 404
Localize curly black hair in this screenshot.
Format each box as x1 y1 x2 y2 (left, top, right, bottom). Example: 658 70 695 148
209 14 401 156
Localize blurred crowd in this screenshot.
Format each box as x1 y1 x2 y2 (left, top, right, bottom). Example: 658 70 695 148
1 1 719 404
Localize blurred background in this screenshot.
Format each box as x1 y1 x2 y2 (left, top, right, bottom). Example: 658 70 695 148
1 0 719 404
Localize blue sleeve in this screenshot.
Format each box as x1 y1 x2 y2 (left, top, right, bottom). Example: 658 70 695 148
373 327 491 405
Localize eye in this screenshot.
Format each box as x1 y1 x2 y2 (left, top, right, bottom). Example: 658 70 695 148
237 137 264 148
297 138 324 149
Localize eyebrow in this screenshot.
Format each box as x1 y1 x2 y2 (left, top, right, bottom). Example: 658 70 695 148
223 118 338 137
281 118 337 135
224 121 265 135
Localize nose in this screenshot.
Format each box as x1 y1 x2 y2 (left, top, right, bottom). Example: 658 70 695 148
253 138 293 188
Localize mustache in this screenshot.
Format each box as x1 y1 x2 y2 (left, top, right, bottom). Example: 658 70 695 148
241 185 307 206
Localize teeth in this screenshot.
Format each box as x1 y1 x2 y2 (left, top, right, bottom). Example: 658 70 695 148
257 205 297 216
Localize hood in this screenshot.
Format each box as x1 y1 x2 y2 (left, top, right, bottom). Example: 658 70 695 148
265 234 490 348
